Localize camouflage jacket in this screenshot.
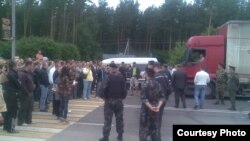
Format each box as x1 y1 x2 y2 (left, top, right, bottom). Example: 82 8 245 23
141 78 165 107
227 73 239 91
216 69 227 85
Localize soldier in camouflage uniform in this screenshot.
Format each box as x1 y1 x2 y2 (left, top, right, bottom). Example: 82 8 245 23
227 66 239 111
139 68 165 141
214 64 228 105
99 63 127 141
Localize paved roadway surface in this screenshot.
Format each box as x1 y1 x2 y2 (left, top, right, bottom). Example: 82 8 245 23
0 94 250 141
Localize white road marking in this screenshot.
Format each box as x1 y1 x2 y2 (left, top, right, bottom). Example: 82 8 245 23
0 136 46 141
68 104 100 108
75 122 114 127
14 126 62 133
32 119 73 124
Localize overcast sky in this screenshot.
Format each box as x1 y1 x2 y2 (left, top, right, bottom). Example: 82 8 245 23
91 0 194 11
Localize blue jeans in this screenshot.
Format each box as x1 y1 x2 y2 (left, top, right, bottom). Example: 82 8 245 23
40 85 48 111
194 85 206 109
83 81 92 99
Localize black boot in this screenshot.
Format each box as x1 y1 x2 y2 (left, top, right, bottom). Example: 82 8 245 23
99 137 109 141
117 134 123 141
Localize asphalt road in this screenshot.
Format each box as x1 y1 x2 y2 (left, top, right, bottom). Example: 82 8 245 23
49 94 250 141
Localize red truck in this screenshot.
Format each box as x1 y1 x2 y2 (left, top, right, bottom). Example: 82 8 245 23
181 20 250 98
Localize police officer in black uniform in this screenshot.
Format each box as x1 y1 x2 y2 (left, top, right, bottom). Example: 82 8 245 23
4 61 20 133
153 62 171 137
99 63 127 141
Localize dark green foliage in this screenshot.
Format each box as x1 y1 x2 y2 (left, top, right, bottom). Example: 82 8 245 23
0 41 11 59
15 37 80 60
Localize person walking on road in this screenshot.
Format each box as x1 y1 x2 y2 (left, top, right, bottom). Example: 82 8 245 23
4 61 20 133
172 64 187 108
99 63 127 141
227 66 239 111
214 63 227 105
18 60 35 126
139 68 165 141
193 67 210 110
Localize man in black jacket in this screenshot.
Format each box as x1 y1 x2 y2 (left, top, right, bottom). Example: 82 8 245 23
99 63 127 141
33 61 41 101
4 61 20 133
162 64 172 81
172 64 187 108
39 62 50 112
96 62 106 98
18 60 34 126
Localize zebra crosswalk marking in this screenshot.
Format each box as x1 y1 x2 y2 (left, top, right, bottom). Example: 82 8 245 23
0 99 104 141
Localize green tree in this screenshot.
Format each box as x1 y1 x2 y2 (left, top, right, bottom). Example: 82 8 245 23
0 41 11 59
168 42 186 65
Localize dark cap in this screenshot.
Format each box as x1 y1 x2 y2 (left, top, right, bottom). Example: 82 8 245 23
229 65 236 70
154 62 162 68
109 63 118 68
148 60 155 66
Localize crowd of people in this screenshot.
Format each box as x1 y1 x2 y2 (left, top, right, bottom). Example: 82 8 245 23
0 51 246 141
0 55 115 133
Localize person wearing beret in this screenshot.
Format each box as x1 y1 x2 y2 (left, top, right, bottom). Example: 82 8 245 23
227 66 239 111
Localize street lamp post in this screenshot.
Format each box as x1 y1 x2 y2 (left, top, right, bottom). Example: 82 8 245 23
11 0 16 61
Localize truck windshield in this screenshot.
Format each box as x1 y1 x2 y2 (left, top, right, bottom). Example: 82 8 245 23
182 48 206 66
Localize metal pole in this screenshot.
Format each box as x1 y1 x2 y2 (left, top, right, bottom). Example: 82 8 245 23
11 0 16 61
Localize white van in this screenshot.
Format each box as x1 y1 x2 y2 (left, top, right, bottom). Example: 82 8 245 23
102 57 158 90
102 57 158 71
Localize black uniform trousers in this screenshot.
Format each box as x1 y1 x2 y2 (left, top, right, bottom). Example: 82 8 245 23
174 88 186 108
3 91 18 132
103 99 124 138
1 112 7 130
18 93 33 125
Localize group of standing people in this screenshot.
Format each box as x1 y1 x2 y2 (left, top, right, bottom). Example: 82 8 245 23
214 64 239 111
0 55 110 133
98 61 172 141
98 60 242 141
193 63 239 111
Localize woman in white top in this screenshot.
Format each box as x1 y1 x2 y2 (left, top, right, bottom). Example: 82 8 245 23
0 64 7 127
82 62 94 99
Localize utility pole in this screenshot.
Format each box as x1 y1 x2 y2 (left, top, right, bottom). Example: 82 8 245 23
123 38 130 56
11 0 16 61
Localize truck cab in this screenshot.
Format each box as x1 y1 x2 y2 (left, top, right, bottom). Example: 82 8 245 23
182 21 250 98
181 35 225 98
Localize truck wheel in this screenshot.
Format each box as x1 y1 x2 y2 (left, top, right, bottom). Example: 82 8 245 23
206 83 216 99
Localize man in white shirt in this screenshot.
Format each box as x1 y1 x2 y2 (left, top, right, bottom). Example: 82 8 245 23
194 67 210 109
48 62 56 102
